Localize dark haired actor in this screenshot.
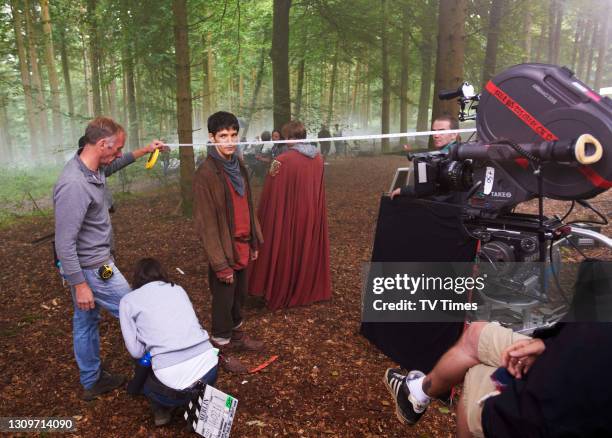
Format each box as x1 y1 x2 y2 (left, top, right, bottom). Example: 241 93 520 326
249 120 331 310
192 111 264 374
119 258 218 426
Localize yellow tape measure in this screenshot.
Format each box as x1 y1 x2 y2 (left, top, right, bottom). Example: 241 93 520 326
145 148 160 169
98 264 114 280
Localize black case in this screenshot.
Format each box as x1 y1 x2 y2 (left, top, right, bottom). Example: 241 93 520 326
477 63 612 200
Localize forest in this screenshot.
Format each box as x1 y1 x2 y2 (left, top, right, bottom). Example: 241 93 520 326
1 0 610 165
1 1 611 436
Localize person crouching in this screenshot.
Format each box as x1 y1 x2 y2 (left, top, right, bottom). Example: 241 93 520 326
119 258 219 426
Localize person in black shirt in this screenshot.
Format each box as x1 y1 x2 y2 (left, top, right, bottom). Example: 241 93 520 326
384 319 612 437
383 260 612 437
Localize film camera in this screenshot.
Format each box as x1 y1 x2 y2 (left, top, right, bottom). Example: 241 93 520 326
398 64 612 329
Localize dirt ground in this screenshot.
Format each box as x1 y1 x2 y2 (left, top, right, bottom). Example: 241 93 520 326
1 155 610 437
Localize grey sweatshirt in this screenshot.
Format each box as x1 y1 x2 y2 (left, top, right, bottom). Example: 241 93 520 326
119 281 213 370
53 153 136 285
54 155 113 285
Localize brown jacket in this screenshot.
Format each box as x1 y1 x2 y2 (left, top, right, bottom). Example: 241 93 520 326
193 156 263 273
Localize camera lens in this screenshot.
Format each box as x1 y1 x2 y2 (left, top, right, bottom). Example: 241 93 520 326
439 160 473 191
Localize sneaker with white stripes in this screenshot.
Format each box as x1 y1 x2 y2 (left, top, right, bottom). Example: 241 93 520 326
383 368 429 425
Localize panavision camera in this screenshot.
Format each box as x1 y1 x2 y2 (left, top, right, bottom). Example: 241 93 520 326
394 63 612 329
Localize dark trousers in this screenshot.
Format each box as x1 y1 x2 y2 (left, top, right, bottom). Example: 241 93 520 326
208 266 247 339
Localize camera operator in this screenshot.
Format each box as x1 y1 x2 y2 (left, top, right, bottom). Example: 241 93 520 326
430 114 460 153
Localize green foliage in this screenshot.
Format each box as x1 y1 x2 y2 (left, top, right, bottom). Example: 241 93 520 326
0 0 610 213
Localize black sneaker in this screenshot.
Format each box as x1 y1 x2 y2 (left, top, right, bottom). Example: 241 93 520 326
383 368 429 425
151 401 174 427
81 370 125 401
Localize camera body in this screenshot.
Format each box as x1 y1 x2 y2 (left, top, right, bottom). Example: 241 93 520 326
408 151 473 198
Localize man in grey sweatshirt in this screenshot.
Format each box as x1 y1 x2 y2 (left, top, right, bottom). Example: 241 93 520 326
53 116 163 400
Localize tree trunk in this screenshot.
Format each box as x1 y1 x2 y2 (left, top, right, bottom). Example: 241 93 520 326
570 17 582 72
173 0 195 217
59 27 77 141
481 0 505 86
535 17 547 62
364 63 371 128
271 0 291 129
40 0 63 146
108 79 118 120
431 0 467 123
547 0 563 65
521 0 532 62
295 58 305 119
10 0 40 154
25 0 50 149
327 40 339 126
207 33 216 112
585 19 599 84
87 0 102 116
577 18 590 79
0 93 13 162
417 1 436 134
243 31 267 138
201 34 211 126
547 0 556 63
80 32 93 116
399 3 410 145
120 0 139 149
350 63 360 125
593 8 610 91
417 37 433 133
380 0 390 153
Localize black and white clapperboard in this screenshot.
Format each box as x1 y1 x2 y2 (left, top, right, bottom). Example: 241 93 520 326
184 385 238 438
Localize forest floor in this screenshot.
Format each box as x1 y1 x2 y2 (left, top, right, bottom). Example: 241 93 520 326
1 155 610 437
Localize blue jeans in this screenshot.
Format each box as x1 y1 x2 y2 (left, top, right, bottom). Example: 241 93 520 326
71 263 131 389
144 366 219 408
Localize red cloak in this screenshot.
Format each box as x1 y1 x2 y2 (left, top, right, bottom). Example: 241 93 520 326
248 148 331 310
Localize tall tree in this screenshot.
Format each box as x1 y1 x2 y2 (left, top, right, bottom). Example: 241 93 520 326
547 0 563 65
327 39 339 126
173 0 195 216
121 0 139 149
593 6 610 91
380 0 390 153
431 0 467 122
243 30 268 138
58 26 76 141
481 0 505 86
521 0 533 62
584 19 599 84
10 0 40 154
271 0 291 129
201 34 211 127
86 0 102 116
40 0 63 146
0 93 13 161
399 2 410 145
206 32 216 114
24 0 50 151
294 58 305 119
416 0 436 134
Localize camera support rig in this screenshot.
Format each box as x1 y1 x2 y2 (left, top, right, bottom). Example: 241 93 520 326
411 63 612 330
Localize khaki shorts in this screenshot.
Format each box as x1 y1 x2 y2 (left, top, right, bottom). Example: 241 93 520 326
463 323 530 437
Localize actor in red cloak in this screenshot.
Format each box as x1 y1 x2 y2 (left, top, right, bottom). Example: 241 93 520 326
248 121 331 310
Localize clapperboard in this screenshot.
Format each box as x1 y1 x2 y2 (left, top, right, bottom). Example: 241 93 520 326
184 385 238 437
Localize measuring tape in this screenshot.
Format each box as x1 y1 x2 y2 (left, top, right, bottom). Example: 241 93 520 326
144 127 477 169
